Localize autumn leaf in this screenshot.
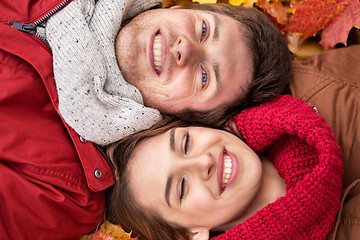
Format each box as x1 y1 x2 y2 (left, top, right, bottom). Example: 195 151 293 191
229 0 258 7
89 231 113 240
84 220 137 240
286 32 323 59
258 0 290 26
286 0 351 40
320 0 360 50
196 0 217 3
162 0 194 7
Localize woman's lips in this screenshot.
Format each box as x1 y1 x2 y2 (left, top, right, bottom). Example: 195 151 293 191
149 30 167 76
217 149 239 194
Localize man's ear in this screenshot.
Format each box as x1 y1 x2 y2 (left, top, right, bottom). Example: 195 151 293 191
190 227 210 240
169 5 182 9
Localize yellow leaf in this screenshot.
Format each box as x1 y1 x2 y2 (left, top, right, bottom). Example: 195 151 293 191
286 32 323 60
99 221 132 240
229 0 247 5
195 0 217 3
228 0 258 7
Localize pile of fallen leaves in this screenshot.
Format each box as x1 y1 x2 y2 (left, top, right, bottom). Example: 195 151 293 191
81 1 359 239
165 0 360 59
79 220 137 240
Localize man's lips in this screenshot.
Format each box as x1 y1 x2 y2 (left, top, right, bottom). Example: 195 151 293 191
217 149 239 194
149 30 167 76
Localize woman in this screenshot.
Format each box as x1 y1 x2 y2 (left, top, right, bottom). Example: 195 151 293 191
0 0 162 238
105 95 343 240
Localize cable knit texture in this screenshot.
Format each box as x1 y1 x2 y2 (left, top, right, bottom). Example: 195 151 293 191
213 95 343 240
45 0 162 145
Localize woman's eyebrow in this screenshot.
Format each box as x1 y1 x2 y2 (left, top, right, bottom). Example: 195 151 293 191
165 176 173 207
169 128 176 151
165 128 177 207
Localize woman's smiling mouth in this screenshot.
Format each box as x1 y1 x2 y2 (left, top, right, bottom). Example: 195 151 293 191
222 154 232 190
218 149 239 194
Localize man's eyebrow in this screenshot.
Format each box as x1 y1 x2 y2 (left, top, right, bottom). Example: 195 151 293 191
165 176 172 207
213 61 221 89
210 13 221 90
211 12 220 42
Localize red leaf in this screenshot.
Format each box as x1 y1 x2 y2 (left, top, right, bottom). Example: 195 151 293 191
89 231 113 240
286 0 351 40
320 0 360 50
258 0 290 27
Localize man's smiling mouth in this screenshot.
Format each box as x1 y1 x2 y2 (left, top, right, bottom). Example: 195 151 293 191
153 32 162 74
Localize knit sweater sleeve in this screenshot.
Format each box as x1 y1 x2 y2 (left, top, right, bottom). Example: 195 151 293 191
213 95 343 240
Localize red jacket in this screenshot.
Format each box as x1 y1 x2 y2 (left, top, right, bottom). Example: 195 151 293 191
0 0 115 239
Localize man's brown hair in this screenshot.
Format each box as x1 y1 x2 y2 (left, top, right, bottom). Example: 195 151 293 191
175 3 292 127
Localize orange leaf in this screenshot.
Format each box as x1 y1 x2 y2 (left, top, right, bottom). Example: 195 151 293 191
320 0 360 50
258 0 290 26
286 0 351 40
89 231 113 240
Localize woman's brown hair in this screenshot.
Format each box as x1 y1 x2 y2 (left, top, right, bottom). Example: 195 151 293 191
105 117 192 240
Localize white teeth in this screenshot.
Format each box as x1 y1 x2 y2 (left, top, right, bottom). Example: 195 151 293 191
221 154 232 191
224 161 232 168
153 34 162 72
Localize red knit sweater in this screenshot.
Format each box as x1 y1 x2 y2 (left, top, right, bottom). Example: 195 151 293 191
213 95 343 240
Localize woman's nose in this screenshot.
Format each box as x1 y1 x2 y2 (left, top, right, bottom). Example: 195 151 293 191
187 153 214 181
172 36 202 67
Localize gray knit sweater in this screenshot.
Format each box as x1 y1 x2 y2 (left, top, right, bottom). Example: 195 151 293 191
46 0 162 145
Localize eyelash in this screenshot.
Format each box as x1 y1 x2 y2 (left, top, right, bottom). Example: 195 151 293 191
184 132 190 154
180 177 186 202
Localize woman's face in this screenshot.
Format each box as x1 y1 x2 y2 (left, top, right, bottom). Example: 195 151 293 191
127 126 263 234
116 8 253 113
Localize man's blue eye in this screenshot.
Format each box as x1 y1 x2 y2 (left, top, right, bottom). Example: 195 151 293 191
202 71 208 87
201 21 207 40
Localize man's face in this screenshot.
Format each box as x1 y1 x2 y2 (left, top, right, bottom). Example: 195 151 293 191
116 8 253 113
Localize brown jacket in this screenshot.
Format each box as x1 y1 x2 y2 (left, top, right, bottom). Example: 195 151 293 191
290 45 360 240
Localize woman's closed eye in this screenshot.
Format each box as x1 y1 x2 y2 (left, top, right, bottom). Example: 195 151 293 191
183 132 190 154
179 177 186 202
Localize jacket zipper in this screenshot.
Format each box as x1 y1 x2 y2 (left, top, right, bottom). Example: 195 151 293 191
94 143 116 174
7 0 71 50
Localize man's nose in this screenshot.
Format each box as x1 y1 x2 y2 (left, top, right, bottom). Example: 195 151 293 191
186 153 214 181
171 35 203 67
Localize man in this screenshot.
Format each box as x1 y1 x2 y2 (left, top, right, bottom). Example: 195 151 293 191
0 0 291 239
41 2 292 145
117 3 292 127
